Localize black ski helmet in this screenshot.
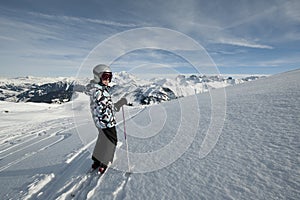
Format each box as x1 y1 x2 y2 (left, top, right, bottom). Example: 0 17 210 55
93 64 112 83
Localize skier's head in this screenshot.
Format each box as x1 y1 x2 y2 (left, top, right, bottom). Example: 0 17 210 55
93 64 112 84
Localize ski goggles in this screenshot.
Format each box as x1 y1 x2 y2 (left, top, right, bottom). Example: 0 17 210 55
101 72 112 81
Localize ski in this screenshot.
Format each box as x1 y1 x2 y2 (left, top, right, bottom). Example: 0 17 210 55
70 168 98 198
70 166 109 198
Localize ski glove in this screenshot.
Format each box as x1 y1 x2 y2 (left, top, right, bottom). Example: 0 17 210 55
114 97 128 112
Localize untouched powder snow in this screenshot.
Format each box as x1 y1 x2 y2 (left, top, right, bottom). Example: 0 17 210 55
0 69 299 199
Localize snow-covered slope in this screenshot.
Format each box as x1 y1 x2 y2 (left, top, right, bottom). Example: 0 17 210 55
0 69 299 199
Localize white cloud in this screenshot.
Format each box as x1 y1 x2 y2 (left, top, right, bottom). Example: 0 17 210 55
217 38 273 49
256 56 300 67
0 15 64 43
0 35 17 41
28 11 138 28
283 0 300 22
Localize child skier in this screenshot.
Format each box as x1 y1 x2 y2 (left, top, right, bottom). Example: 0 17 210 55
87 64 127 174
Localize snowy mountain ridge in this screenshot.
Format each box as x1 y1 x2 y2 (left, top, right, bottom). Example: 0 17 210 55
0 72 264 105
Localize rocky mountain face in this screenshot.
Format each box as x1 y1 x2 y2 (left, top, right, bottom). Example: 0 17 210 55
16 81 74 103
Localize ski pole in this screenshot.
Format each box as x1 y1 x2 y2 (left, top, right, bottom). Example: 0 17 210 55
122 106 131 173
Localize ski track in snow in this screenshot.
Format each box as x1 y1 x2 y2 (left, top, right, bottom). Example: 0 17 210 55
0 119 62 149
111 174 132 200
0 118 75 172
0 70 300 199
0 105 144 200
22 173 55 200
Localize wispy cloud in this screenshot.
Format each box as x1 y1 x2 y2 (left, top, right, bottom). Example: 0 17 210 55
0 35 17 41
282 1 300 22
28 11 139 28
217 38 273 49
255 56 300 67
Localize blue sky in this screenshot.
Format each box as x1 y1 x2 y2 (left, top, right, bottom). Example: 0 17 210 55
0 0 299 77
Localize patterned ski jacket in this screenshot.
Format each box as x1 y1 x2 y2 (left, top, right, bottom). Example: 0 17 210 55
87 82 116 129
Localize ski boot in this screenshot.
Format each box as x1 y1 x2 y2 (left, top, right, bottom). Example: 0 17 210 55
92 161 100 170
98 163 107 174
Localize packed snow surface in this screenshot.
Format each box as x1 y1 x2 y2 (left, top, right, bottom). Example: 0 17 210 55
0 70 299 199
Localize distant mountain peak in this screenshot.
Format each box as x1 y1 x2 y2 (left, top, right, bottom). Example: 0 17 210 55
0 73 263 105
